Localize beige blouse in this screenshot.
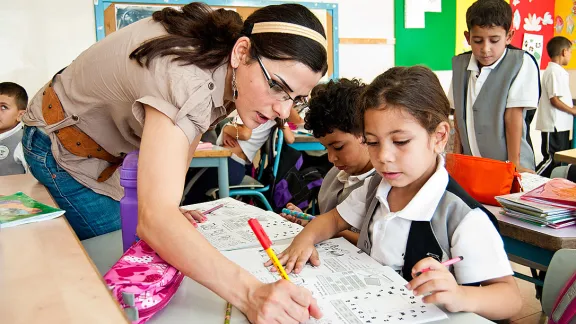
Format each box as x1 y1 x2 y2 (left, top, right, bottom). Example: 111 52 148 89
23 18 229 201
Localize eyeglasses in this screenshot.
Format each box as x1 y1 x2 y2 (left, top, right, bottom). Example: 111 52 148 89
256 55 309 108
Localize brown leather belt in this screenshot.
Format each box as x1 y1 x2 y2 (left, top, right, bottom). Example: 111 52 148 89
41 82 123 182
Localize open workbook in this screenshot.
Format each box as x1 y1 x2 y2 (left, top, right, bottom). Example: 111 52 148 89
182 198 303 251
0 192 65 228
222 237 448 324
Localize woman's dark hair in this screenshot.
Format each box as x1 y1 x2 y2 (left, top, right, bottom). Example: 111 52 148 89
305 78 365 138
359 66 450 136
130 2 328 75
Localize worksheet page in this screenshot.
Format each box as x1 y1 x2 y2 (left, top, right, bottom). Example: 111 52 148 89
222 237 448 324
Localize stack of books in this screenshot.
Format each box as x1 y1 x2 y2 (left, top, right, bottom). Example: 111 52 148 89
496 178 576 229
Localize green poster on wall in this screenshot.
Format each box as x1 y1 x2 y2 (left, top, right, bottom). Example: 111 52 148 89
394 0 457 70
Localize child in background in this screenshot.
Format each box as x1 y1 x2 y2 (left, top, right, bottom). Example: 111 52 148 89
182 116 294 207
536 36 576 177
449 0 539 173
270 66 522 320
0 82 28 176
281 79 374 245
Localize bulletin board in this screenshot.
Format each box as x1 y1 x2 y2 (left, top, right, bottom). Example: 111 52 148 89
93 0 339 79
555 0 576 69
394 0 457 70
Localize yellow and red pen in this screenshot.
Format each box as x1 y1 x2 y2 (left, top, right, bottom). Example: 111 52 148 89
248 218 291 281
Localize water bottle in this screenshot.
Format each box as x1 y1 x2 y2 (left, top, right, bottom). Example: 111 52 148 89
120 151 139 252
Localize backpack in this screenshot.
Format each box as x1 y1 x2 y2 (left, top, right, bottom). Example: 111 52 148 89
259 135 324 213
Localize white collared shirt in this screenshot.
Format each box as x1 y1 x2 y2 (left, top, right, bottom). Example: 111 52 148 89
336 156 512 284
336 168 376 189
448 49 540 157
536 62 574 132
0 122 27 173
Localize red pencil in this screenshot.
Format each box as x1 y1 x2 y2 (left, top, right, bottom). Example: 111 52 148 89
415 256 464 276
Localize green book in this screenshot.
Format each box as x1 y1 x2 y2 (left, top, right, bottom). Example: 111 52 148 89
0 192 65 228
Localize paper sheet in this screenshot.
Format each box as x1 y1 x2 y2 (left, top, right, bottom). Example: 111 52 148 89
519 172 552 193
405 0 426 28
425 0 442 13
181 198 302 251
223 238 448 324
522 33 544 67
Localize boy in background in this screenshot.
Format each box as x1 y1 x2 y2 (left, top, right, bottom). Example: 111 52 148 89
536 36 575 177
0 82 28 176
449 0 539 173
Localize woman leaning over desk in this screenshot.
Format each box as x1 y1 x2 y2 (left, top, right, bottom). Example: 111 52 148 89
22 2 327 322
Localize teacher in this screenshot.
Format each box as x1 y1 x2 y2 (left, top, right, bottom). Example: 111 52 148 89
22 2 327 322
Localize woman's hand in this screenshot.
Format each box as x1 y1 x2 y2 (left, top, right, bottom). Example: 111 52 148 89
280 203 309 226
245 280 322 324
179 208 207 228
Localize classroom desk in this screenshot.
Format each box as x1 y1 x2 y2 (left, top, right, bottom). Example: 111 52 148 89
484 205 576 284
288 133 325 151
0 174 128 324
191 146 232 198
554 148 576 165
83 230 491 324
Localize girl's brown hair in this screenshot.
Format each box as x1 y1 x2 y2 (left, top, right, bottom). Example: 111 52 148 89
130 2 328 75
359 66 450 136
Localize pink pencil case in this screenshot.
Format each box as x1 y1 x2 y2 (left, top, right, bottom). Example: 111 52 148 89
103 240 184 323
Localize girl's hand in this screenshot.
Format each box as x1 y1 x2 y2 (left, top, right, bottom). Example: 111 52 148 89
406 257 468 313
179 208 207 228
222 132 238 148
264 238 320 274
280 203 309 226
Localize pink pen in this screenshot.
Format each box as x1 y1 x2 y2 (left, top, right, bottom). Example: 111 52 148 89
202 204 224 215
415 256 464 276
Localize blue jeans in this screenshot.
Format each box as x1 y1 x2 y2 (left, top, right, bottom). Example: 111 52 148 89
22 126 120 240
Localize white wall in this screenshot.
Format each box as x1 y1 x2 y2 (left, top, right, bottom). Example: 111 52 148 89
1 0 394 95
0 0 96 98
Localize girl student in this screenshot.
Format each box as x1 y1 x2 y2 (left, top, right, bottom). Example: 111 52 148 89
268 66 522 320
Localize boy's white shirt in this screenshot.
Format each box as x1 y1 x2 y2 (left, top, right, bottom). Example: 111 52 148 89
0 122 28 173
336 155 513 284
448 49 540 157
336 168 376 189
536 62 574 132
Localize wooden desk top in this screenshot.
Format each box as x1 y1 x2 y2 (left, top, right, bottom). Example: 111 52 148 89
554 148 576 165
0 174 128 324
484 205 576 251
194 145 232 158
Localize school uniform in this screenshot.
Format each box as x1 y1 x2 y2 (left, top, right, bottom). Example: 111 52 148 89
318 166 375 213
536 62 573 177
0 122 27 176
337 156 512 283
449 48 540 170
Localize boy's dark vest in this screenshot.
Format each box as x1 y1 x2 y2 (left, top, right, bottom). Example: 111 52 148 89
356 173 499 282
0 127 25 176
452 48 536 170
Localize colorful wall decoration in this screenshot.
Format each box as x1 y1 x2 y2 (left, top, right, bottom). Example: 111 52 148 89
396 0 572 70
510 0 555 69
555 0 576 69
